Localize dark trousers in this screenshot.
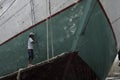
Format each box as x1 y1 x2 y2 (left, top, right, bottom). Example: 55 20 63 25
28 49 34 62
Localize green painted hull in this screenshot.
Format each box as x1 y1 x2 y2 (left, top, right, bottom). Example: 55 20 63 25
0 0 117 80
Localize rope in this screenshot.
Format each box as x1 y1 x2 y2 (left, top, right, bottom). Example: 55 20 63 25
46 0 54 58
45 0 80 57
0 0 16 17
48 0 54 57
112 16 120 24
46 0 49 60
0 2 30 27
16 68 23 80
30 0 35 25
30 0 36 40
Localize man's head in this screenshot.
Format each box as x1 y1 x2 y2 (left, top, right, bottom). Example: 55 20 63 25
30 32 34 35
29 32 34 37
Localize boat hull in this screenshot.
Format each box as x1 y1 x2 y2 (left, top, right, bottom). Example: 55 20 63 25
0 0 117 80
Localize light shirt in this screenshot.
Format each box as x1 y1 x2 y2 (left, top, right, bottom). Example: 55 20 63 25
28 37 34 49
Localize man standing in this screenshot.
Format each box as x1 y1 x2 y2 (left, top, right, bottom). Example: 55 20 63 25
28 32 35 67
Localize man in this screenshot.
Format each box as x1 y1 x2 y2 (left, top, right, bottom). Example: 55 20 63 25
28 32 35 66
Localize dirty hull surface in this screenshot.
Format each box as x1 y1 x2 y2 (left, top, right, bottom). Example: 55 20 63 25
0 52 99 80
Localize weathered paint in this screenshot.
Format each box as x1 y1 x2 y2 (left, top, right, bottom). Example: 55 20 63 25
0 0 117 80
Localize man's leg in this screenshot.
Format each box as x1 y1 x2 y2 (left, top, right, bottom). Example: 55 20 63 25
28 49 34 66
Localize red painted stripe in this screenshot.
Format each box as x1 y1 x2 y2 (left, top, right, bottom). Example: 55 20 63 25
0 0 81 46
98 0 117 48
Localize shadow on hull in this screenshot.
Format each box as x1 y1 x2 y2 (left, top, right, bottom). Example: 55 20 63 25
0 52 99 80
